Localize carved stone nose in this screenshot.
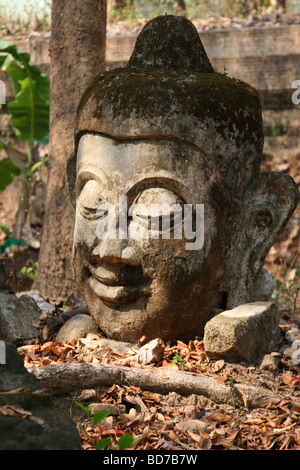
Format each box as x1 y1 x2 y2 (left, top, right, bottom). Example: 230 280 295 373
92 238 138 266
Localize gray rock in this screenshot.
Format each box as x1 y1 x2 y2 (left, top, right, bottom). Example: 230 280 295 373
283 340 300 367
56 313 101 342
285 327 300 343
203 302 280 363
0 262 8 292
291 341 300 367
0 293 42 345
0 341 81 450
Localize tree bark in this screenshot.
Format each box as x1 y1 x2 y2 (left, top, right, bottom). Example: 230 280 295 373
30 362 283 409
33 0 107 298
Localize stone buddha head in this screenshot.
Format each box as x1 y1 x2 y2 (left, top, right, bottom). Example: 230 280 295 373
67 16 298 343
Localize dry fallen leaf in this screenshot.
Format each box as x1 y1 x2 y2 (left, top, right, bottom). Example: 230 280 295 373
207 411 233 424
282 371 294 385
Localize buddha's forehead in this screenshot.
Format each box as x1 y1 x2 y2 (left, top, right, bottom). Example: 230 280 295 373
77 133 216 197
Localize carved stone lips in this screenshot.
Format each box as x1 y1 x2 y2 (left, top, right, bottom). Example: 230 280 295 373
88 263 151 304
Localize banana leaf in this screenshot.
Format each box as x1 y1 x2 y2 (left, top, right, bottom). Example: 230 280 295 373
0 40 49 143
0 158 21 192
8 77 49 143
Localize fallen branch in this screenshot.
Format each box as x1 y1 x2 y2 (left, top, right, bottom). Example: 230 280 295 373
29 362 283 409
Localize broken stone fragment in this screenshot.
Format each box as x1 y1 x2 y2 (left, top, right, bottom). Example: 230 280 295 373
203 302 280 363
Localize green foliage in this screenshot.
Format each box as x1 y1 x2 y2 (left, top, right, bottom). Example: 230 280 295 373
74 401 95 416
95 437 111 450
0 238 27 254
92 409 111 426
0 157 21 192
117 433 140 450
171 353 183 368
0 39 49 197
19 259 38 280
74 400 139 450
0 40 49 145
0 223 9 236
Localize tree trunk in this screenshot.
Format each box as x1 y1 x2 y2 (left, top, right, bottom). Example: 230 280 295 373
33 0 107 298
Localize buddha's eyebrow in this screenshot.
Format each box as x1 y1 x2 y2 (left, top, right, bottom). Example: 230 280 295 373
126 177 187 204
76 170 107 194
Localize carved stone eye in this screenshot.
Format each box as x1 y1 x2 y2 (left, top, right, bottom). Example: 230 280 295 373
78 180 105 219
254 209 274 229
129 187 184 237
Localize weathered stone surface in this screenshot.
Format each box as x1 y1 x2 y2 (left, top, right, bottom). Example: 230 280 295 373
0 342 82 450
55 313 102 343
67 15 298 343
253 268 274 301
203 302 280 363
0 342 39 392
0 293 41 345
0 263 8 292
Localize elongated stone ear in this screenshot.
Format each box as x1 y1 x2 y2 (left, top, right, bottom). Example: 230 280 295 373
243 171 298 272
226 171 298 308
66 152 77 207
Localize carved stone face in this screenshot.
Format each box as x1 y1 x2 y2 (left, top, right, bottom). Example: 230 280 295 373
73 134 228 341
68 15 299 343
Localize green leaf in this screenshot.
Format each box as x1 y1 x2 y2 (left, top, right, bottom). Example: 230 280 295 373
117 433 139 450
95 438 111 450
92 409 111 426
0 223 9 236
0 41 49 100
74 401 94 416
0 52 26 96
8 77 49 143
0 40 49 145
0 158 21 192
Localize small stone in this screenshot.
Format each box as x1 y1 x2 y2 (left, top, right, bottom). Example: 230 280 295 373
77 389 97 401
56 314 101 342
291 341 300 367
90 403 126 416
285 328 300 343
203 302 280 363
259 353 280 374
